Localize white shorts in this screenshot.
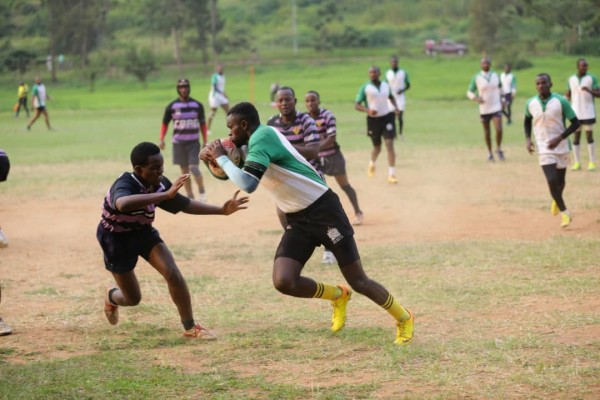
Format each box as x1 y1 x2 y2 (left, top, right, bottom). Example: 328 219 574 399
538 153 570 168
209 92 228 109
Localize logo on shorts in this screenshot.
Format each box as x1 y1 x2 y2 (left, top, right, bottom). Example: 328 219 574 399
327 226 343 244
386 123 394 131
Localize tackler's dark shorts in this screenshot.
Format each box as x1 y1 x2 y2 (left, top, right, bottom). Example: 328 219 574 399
97 224 163 274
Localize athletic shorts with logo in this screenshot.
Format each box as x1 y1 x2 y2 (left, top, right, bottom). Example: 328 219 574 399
367 112 396 146
276 189 359 267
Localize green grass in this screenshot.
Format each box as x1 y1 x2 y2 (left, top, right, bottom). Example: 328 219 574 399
0 54 599 399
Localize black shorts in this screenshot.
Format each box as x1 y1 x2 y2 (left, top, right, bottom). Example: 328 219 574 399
0 154 10 182
173 140 200 166
367 112 396 146
275 190 359 267
97 224 164 274
321 151 346 176
480 111 502 123
502 94 513 104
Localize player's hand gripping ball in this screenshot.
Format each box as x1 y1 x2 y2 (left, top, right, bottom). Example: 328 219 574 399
203 138 244 181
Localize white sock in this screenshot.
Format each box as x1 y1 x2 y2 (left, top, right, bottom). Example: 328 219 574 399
588 142 596 163
388 166 396 176
573 144 581 163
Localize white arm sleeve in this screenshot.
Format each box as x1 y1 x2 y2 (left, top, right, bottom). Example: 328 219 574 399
217 155 260 193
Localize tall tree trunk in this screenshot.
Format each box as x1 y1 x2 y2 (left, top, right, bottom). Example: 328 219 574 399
210 0 218 61
172 26 183 77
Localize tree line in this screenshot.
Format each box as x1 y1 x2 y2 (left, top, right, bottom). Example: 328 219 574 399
1 0 599 85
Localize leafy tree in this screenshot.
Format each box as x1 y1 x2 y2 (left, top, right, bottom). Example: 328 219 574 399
42 0 110 81
468 0 509 56
122 47 158 87
4 49 37 75
522 0 600 53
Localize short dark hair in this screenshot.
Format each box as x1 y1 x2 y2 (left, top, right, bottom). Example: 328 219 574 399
535 73 552 85
228 102 260 127
306 90 320 100
131 142 160 167
277 86 296 98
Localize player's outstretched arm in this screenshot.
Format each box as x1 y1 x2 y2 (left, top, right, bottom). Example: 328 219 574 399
115 174 189 212
184 190 249 215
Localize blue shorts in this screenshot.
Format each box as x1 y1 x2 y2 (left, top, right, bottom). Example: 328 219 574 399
97 224 163 274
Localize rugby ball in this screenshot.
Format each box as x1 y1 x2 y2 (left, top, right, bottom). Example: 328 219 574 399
204 138 244 180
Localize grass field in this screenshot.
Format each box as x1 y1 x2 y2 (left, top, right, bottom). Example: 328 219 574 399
0 55 599 399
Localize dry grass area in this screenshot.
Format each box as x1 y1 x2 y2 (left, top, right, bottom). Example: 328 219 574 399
1 146 599 399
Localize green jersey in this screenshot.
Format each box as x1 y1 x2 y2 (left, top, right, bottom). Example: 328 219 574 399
245 125 327 213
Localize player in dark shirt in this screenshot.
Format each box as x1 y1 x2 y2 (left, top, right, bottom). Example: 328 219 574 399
98 142 248 339
160 79 208 200
267 86 322 231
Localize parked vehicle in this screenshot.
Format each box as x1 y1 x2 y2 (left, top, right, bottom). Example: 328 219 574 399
425 39 467 56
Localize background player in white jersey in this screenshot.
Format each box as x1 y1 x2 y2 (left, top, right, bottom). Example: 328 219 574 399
566 58 600 171
200 102 414 345
386 55 410 139
467 57 504 162
524 73 580 228
500 63 517 125
26 76 52 131
355 66 401 184
207 64 230 133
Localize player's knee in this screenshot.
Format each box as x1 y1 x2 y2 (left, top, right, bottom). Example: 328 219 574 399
272 276 295 295
209 109 217 119
189 165 201 177
347 277 371 296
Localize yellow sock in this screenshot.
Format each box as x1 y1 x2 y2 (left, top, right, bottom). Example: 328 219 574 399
382 294 410 321
313 283 342 300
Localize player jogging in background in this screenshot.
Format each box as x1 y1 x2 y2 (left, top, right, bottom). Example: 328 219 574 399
305 90 363 227
160 78 208 201
98 142 248 339
27 76 52 131
355 65 401 184
467 57 504 162
200 102 414 345
524 73 580 228
385 55 410 138
207 64 230 133
566 58 600 171
500 63 517 125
